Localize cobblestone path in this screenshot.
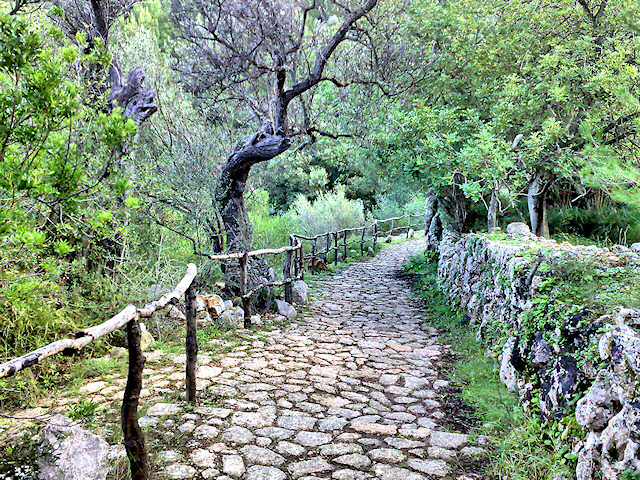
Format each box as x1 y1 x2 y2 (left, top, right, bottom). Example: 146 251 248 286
145 240 488 480
1 240 489 479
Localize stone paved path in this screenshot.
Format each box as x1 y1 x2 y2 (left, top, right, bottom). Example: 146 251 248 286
144 240 488 480
1 240 489 479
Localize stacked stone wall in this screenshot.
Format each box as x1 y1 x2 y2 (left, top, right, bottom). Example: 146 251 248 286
434 223 640 479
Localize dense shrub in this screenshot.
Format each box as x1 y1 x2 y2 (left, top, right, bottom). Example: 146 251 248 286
293 187 365 236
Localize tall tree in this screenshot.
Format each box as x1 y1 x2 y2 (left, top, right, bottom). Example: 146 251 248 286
170 0 382 254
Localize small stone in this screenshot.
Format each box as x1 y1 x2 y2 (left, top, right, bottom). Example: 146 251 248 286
146 403 181 416
222 426 256 444
288 457 332 478
240 445 286 466
190 449 217 468
407 458 450 477
294 431 332 447
351 422 397 435
372 464 426 480
319 443 364 456
277 415 316 430
165 463 197 479
245 465 287 480
429 431 468 449
275 441 306 457
223 455 246 478
193 424 219 439
333 453 371 469
368 448 406 463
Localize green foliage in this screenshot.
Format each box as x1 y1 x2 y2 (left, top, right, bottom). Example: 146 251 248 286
67 398 100 421
247 189 297 250
0 11 139 363
293 186 365 236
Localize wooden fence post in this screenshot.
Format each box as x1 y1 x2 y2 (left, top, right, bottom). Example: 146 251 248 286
310 239 316 274
360 227 365 256
407 215 412 238
334 232 339 265
298 241 305 280
239 253 251 327
391 218 395 236
373 221 378 251
122 315 148 480
283 250 293 303
343 231 348 261
325 233 330 263
185 282 197 404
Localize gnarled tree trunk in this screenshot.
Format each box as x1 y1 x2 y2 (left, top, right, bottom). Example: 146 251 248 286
528 171 550 238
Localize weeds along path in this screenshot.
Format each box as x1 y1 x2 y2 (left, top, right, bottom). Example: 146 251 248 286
2 240 490 479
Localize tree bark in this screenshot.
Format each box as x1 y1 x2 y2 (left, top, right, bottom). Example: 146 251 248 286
528 171 550 238
487 188 499 231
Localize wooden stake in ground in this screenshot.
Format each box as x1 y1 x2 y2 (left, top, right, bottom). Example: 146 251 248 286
122 314 148 480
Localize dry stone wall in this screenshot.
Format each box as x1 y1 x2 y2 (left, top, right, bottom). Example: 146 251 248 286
432 223 640 480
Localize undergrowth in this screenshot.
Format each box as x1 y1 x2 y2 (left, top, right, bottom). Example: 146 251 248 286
403 252 574 480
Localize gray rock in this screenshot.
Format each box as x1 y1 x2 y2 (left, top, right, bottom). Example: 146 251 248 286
276 299 297 319
222 426 256 444
367 448 406 463
529 333 553 367
245 465 287 480
219 307 245 328
164 463 197 479
506 222 531 236
223 455 245 478
334 453 371 469
139 322 155 351
293 431 331 447
630 242 640 252
287 457 332 477
499 337 518 391
406 458 450 477
429 431 468 449
240 445 286 466
292 280 308 305
576 372 617 430
38 415 109 480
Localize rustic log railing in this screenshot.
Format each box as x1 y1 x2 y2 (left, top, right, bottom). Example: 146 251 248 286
0 264 198 480
204 241 305 321
292 213 426 273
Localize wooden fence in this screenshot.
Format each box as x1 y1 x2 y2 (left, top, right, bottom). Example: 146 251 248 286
0 213 424 479
0 264 198 480
292 213 426 273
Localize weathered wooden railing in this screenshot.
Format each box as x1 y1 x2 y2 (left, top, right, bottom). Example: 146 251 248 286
204 242 305 322
0 264 198 480
292 214 426 273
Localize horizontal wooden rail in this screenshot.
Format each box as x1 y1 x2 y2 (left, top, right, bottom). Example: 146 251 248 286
0 264 199 480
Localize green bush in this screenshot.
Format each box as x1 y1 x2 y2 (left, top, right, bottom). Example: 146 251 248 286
293 186 365 236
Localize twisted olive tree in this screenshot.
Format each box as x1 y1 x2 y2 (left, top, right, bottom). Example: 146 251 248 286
170 0 381 255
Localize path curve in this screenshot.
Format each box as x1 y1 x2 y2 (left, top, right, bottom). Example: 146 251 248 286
154 240 488 480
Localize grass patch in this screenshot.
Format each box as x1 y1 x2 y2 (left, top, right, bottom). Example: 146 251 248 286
403 252 573 480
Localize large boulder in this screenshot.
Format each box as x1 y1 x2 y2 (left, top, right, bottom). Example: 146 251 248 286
276 299 297 319
38 415 109 480
219 307 244 328
201 294 226 319
292 280 308 305
506 222 531 236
